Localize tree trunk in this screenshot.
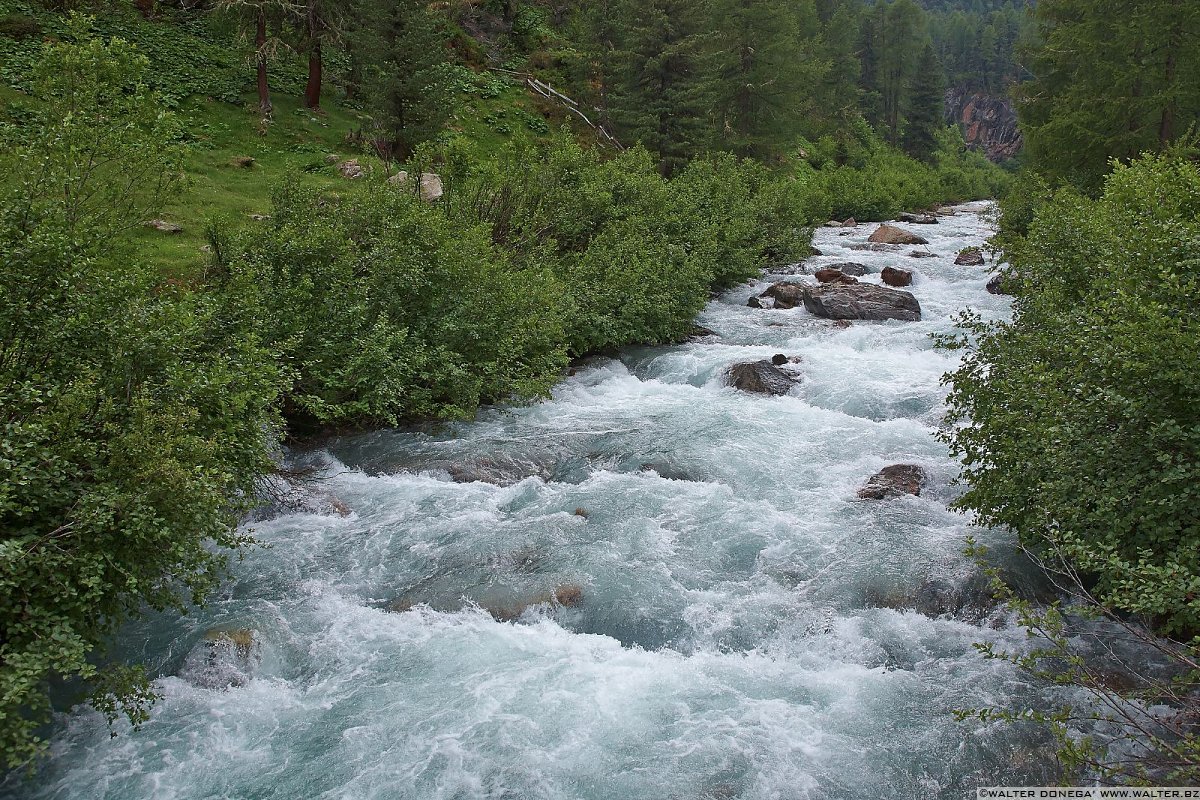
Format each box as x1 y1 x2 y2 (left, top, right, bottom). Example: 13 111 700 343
256 9 272 114
1159 4 1181 146
305 39 322 109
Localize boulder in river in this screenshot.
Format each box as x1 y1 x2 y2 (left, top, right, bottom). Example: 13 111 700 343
725 360 798 396
760 282 805 309
908 250 937 259
180 628 261 689
747 296 765 308
801 283 921 322
814 268 859 285
955 247 985 266
986 274 1010 295
857 464 927 499
823 262 868 277
880 266 913 287
848 242 898 252
771 354 789 366
868 224 928 245
842 217 857 227
897 212 938 225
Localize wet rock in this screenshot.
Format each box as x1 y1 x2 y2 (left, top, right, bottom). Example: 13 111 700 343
833 319 853 329
688 324 717 338
848 242 897 252
145 219 183 234
445 456 550 486
180 628 261 689
986 273 1011 295
824 261 868 277
864 573 998 620
725 360 798 396
955 247 985 266
248 475 351 521
880 266 913 287
814 268 859 285
908 250 938 259
488 584 586 621
801 283 921 322
809 246 824 257
338 159 365 179
857 464 927 499
842 217 857 227
771 354 789 366
573 507 589 518
747 296 765 309
897 212 938 225
868 224 928 245
760 282 805 310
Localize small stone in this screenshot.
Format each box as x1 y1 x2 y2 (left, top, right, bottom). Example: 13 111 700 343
771 354 788 366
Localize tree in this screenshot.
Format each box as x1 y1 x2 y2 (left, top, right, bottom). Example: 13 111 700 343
902 42 946 161
709 0 823 160
1015 0 1200 188
607 0 716 176
859 0 929 145
351 0 453 160
216 0 292 114
295 0 349 109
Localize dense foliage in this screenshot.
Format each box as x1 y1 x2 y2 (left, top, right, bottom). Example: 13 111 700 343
946 153 1200 779
0 34 280 770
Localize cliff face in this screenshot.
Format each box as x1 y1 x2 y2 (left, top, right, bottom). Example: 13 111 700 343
944 87 1023 162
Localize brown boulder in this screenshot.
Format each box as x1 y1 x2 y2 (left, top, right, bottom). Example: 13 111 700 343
814 268 859 285
842 218 857 227
726 360 798 395
760 282 805 309
868 224 928 245
857 465 927 499
802 283 921 321
880 266 913 287
955 247 985 266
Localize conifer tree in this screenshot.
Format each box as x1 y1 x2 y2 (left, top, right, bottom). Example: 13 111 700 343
902 42 946 161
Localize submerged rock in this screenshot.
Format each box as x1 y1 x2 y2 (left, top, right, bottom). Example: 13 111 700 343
801 283 921 322
848 242 898 252
897 212 938 225
908 250 938 259
857 464 927 499
180 628 261 689
880 266 913 287
864 572 997 620
955 247 985 266
868 224 928 245
725 360 798 396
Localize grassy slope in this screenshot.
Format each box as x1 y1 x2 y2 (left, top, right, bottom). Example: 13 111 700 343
0 3 569 275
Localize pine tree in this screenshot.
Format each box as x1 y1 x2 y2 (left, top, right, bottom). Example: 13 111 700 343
350 0 452 160
607 0 716 176
709 0 822 160
902 42 946 161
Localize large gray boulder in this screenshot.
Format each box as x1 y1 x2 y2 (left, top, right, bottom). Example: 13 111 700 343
726 360 798 396
823 261 869 276
802 283 921 321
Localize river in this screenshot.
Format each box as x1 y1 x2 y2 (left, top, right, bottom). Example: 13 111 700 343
8 204 1072 799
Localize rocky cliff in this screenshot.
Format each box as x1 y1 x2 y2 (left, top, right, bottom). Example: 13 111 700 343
944 87 1023 162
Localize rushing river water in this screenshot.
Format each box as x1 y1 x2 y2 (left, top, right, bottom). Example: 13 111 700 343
9 204 1077 799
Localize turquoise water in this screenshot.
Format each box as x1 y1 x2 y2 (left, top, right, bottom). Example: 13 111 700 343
7 205 1073 799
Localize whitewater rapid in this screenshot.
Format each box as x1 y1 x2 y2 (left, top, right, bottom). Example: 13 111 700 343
7 205 1069 799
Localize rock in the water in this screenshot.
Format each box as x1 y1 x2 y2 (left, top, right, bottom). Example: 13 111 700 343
338 159 365 179
688 324 717 338
824 261 868 277
908 250 938 259
802 283 921 321
180 628 261 689
760 282 805 309
857 464 927 499
823 220 842 227
726 360 798 396
956 247 985 266
842 217 857 227
747 296 765 308
809 246 823 257
849 242 897 252
868 224 928 245
145 219 183 234
814 268 859 285
897 212 938 225
771 353 788 366
833 319 853 329
881 266 913 287
986 274 1009 295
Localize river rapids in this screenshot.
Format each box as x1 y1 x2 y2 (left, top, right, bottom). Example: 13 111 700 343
8 205 1081 799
